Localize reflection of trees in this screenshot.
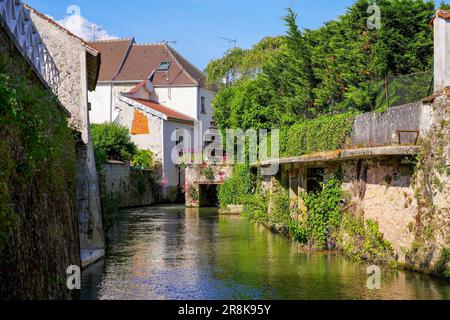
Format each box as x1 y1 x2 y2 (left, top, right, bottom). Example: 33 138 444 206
86 207 450 300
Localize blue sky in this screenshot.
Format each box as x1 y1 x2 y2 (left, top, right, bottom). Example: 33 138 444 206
25 0 439 70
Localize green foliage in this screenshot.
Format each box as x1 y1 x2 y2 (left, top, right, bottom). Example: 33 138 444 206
205 36 285 87
242 192 270 225
270 187 291 226
440 0 450 9
301 177 343 250
91 123 137 167
283 112 356 157
218 165 255 208
0 51 76 251
132 149 154 170
434 237 450 279
340 214 398 268
187 186 200 203
209 0 437 132
201 166 215 182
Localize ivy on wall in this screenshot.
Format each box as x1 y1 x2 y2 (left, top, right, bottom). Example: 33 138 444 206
0 53 76 251
282 112 357 157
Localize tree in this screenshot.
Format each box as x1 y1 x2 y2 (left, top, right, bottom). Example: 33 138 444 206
210 1 442 132
91 123 137 166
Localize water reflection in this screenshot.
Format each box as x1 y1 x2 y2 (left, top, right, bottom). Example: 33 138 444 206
81 206 450 300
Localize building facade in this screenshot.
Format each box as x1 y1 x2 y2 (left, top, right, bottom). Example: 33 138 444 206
88 39 216 198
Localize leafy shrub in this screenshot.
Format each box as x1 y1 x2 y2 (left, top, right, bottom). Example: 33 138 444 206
242 192 270 224
132 149 154 170
340 214 397 268
218 165 255 208
91 123 137 166
201 166 215 182
270 187 291 226
301 177 343 250
283 112 356 157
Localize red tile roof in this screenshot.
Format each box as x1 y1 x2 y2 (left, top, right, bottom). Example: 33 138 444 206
88 39 134 82
129 97 195 123
90 40 207 86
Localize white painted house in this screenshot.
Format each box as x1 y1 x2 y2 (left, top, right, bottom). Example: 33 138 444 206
88 39 216 198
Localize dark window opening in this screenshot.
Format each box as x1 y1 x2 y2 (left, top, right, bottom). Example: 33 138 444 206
201 96 206 114
307 168 324 193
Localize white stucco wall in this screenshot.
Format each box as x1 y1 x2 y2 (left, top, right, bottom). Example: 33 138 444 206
434 15 450 93
155 86 215 152
116 99 164 163
154 86 198 118
89 84 112 124
89 83 137 124
163 120 195 188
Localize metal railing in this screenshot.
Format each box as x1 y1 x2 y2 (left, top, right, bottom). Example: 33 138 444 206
0 0 60 94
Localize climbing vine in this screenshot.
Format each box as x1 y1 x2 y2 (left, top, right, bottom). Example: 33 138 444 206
282 112 357 157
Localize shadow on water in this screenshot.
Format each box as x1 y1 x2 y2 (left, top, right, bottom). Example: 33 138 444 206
81 205 450 300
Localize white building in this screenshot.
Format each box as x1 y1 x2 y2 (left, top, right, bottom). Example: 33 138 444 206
88 39 216 198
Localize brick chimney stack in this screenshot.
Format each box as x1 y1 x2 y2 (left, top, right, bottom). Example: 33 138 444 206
433 10 450 93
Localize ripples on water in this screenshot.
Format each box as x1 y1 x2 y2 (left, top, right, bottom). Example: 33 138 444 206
81 206 450 300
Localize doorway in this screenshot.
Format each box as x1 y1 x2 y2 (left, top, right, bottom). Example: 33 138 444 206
199 184 219 207
307 168 325 193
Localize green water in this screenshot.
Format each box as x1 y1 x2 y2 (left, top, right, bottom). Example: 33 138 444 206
81 206 449 300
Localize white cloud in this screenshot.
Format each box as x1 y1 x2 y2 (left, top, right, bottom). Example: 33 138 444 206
56 5 116 41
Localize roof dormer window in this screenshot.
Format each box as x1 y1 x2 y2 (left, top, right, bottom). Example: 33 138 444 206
157 61 171 71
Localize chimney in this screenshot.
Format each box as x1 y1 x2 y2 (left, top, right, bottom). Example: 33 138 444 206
433 10 450 93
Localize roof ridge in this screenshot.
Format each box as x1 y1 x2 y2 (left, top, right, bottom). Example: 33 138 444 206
24 4 99 55
90 38 134 43
134 42 166 46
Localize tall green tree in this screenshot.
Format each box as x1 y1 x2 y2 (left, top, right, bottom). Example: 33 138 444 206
209 0 442 132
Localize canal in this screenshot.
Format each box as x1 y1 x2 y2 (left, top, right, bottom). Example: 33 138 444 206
81 206 450 300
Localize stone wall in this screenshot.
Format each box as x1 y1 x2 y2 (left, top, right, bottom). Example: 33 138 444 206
29 11 105 256
351 102 433 147
102 161 159 208
405 95 450 275
341 157 417 265
185 165 233 207
0 25 80 299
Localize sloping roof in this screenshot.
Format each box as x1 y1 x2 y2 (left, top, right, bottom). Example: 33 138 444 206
24 4 101 91
90 40 207 86
88 38 134 81
129 97 195 123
